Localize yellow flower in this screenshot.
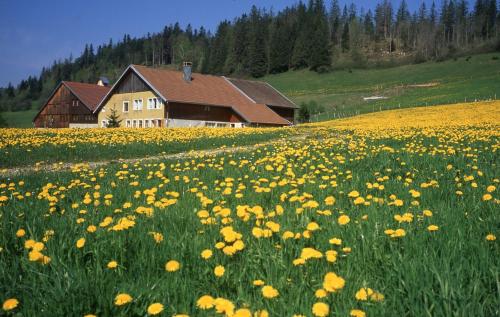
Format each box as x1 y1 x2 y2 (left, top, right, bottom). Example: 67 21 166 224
201 249 213 259
86 225 97 233
427 225 439 232
423 209 433 217
233 308 252 317
315 289 327 298
329 237 342 245
107 261 118 269
147 303 164 315
196 295 215 309
165 260 180 272
261 285 279 298
2 298 19 311
253 279 265 286
16 229 26 238
338 215 350 225
84 314 97 317
312 302 329 317
76 238 86 248
348 191 360 198
323 272 345 292
482 193 492 201
350 309 366 317
324 196 335 205
486 234 496 241
114 293 133 306
214 265 225 277
486 185 496 193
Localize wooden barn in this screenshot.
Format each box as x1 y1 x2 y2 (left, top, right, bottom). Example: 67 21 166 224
33 81 110 128
95 63 297 128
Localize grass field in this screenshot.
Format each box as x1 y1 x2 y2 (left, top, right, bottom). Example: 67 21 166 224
1 101 498 316
263 53 500 121
0 127 292 169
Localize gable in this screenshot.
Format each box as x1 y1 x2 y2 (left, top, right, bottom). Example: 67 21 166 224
114 70 150 94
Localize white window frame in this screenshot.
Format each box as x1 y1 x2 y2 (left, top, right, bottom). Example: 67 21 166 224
133 99 143 111
145 119 150 128
147 97 162 110
123 101 129 112
126 119 131 127
101 120 109 128
132 120 137 128
138 119 143 128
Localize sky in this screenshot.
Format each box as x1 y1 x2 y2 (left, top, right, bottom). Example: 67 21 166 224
0 0 428 87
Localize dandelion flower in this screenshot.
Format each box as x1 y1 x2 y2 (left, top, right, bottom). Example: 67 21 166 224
196 295 214 309
2 298 19 311
214 265 225 277
427 225 439 232
201 249 213 259
165 260 180 272
312 302 329 317
338 215 350 225
107 261 118 269
76 238 86 248
147 303 164 315
114 293 133 306
486 234 496 241
323 272 345 292
262 285 279 298
350 309 366 317
16 229 26 238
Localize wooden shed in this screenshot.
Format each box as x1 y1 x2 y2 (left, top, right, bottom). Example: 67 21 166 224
33 81 110 128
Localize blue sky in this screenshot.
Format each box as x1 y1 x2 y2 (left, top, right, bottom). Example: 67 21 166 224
0 0 429 87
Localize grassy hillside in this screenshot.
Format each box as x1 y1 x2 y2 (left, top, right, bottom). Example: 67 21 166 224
3 53 500 127
263 53 500 121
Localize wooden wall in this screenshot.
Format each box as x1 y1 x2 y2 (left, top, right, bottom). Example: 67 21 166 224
268 106 295 124
167 102 244 123
34 85 97 128
115 70 149 94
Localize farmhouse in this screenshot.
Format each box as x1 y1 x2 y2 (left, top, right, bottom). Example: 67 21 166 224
95 63 296 128
33 81 110 128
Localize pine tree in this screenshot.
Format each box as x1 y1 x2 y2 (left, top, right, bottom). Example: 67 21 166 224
248 6 268 77
269 17 291 73
341 21 350 52
106 108 122 128
308 0 331 71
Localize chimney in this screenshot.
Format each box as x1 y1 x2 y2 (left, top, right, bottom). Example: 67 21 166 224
97 76 110 86
183 62 192 82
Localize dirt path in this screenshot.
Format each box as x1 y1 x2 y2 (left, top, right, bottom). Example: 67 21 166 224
0 133 311 178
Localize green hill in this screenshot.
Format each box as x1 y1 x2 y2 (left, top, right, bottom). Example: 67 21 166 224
2 52 500 128
263 53 500 121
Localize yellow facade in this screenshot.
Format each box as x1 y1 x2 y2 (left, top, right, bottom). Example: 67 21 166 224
98 91 165 127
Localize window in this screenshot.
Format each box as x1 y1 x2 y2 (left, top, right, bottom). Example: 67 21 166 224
205 122 216 127
72 100 79 107
132 120 137 128
126 119 131 127
147 98 162 110
216 123 227 128
145 119 150 128
123 101 129 112
133 99 143 110
138 120 143 128
101 120 108 128
204 105 210 111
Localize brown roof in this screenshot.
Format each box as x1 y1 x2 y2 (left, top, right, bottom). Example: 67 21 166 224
63 81 110 111
227 78 297 109
96 65 291 125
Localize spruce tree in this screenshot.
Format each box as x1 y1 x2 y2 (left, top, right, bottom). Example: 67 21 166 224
308 0 331 71
341 22 350 52
248 6 268 77
269 17 291 73
106 108 122 128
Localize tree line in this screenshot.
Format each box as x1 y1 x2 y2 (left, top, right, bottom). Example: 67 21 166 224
0 0 499 120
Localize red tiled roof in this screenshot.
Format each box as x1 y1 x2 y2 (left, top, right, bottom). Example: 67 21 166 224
117 65 291 125
227 78 297 109
63 81 110 111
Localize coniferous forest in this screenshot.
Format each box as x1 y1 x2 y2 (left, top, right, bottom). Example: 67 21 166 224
0 0 499 116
